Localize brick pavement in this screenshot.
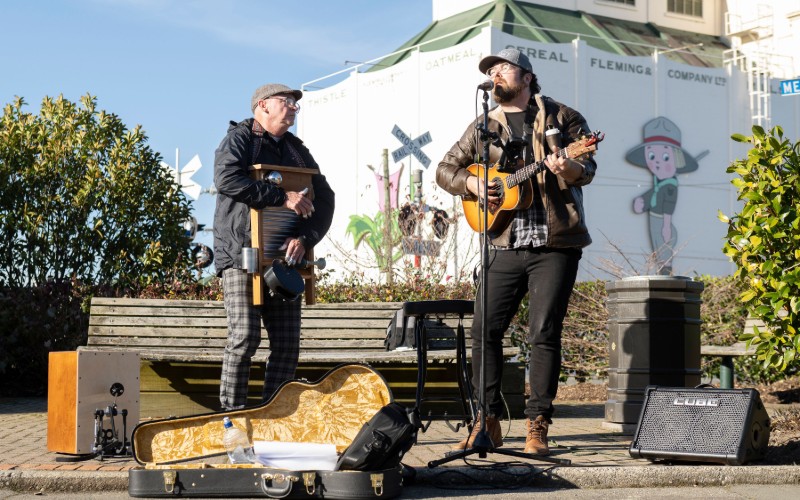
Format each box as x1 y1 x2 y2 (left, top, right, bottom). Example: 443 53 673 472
5 397 800 493
0 397 634 471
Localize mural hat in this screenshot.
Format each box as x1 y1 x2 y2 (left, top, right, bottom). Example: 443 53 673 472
625 116 698 173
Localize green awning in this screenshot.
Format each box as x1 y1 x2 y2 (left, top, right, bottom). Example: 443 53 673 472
368 0 729 71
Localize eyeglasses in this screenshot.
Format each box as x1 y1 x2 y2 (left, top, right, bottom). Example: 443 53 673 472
269 96 301 111
486 62 517 78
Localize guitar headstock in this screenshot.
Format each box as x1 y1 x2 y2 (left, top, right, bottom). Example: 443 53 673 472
565 130 605 158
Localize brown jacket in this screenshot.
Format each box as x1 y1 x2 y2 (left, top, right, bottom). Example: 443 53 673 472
436 94 596 248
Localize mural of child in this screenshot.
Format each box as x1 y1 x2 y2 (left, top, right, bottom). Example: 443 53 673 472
626 116 700 275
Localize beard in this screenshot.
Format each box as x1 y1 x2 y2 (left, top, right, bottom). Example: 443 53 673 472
494 78 525 104
493 79 526 103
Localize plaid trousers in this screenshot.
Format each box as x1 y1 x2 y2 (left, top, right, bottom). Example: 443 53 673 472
219 268 301 410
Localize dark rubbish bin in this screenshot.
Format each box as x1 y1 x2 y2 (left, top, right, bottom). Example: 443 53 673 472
604 276 703 424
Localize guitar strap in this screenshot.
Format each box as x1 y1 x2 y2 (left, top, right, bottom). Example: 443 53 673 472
522 98 536 165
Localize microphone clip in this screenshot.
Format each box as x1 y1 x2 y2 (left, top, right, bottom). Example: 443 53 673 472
477 80 494 92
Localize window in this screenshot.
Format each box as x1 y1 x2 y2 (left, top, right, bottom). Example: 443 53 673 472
604 0 635 5
668 0 703 18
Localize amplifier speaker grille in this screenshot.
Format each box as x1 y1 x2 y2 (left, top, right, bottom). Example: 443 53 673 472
629 386 770 465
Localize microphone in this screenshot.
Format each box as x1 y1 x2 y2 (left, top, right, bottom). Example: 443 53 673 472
477 80 494 91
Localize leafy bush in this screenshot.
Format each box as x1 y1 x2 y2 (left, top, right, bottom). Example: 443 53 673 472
0 95 193 289
722 125 800 373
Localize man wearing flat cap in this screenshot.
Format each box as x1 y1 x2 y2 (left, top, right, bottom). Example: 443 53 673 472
214 83 335 410
437 48 597 455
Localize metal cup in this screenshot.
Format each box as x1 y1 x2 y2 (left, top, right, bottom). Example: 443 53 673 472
242 247 258 274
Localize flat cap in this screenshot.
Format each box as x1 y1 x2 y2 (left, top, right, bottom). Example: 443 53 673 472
251 83 303 112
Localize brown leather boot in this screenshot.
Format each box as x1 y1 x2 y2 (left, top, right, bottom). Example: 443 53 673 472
451 415 503 450
524 416 550 455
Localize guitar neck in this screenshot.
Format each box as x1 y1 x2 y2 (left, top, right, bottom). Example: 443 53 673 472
506 147 570 188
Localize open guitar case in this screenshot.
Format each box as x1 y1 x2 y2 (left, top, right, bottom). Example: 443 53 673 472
128 364 404 498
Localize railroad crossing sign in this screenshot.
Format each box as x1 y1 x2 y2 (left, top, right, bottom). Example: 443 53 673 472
162 150 203 200
391 125 432 168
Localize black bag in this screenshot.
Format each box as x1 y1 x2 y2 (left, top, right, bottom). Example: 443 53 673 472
384 309 416 351
336 403 419 471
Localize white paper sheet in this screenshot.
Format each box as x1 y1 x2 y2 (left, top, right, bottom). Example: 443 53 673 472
253 441 338 471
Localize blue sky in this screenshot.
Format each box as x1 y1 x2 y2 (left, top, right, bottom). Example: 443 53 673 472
1 0 431 270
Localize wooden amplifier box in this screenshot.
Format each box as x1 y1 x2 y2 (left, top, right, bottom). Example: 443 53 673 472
47 350 140 455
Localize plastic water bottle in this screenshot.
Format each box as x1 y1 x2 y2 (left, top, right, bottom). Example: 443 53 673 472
222 416 255 464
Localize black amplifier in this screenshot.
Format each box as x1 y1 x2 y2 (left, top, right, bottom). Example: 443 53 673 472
629 385 770 465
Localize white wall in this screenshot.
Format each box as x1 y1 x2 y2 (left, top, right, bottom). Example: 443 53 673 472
299 27 799 282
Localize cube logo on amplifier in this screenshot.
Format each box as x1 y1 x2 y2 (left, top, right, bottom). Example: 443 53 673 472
672 397 719 407
630 385 770 465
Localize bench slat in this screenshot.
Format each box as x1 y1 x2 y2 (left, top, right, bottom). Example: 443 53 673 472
700 342 755 357
87 337 389 349
89 316 408 329
88 326 228 338
91 297 223 308
89 316 229 327
91 305 412 321
89 298 402 311
87 326 387 340
89 305 227 318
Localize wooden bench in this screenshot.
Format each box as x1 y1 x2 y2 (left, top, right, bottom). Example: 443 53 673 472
700 317 759 389
84 297 523 419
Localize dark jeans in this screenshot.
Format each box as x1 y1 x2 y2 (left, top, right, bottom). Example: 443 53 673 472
470 246 581 421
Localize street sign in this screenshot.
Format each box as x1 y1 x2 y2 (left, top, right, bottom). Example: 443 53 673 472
779 79 800 96
391 125 432 168
402 237 442 256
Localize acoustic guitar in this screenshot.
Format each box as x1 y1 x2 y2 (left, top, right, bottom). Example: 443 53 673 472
462 131 604 233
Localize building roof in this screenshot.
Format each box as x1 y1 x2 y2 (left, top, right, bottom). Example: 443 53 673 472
370 0 729 71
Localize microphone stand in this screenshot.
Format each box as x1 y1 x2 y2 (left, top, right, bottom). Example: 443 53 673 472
428 87 570 468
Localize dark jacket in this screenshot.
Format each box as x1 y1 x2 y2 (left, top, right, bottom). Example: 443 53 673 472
213 118 335 274
436 94 596 248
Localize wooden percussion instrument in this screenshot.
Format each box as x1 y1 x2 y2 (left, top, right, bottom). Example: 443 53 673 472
249 164 319 305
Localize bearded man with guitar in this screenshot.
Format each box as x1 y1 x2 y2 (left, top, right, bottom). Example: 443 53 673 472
436 48 600 456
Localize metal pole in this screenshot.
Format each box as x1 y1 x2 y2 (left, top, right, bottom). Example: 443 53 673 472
382 149 393 284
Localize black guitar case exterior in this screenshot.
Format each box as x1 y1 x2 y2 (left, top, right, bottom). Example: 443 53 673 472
128 464 402 498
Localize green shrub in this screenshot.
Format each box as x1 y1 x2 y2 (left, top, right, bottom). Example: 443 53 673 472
0 95 193 289
722 125 800 373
